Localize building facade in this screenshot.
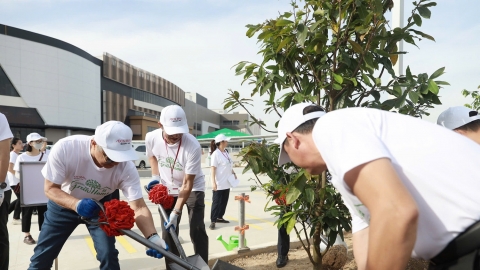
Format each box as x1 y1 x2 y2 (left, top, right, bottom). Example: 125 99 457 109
0 24 260 144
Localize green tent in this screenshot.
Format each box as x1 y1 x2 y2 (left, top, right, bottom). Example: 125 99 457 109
196 128 250 140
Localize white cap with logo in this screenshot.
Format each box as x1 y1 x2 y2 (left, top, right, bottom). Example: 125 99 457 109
160 105 189 135
275 103 326 166
26 133 47 143
214 134 231 143
94 121 137 162
437 106 480 130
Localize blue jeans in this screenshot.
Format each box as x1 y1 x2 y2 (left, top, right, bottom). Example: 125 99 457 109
28 200 119 270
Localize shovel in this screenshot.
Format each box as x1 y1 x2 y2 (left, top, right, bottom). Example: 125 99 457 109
82 200 204 270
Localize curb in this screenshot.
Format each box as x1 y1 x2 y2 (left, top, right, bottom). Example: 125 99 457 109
208 239 305 267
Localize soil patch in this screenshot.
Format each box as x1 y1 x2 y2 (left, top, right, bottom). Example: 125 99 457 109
229 232 429 270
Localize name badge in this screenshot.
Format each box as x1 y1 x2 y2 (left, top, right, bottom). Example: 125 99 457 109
167 186 179 196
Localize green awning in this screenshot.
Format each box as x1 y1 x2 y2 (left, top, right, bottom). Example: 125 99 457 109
196 128 251 140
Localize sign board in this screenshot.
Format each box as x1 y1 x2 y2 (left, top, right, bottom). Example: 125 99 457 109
20 161 48 207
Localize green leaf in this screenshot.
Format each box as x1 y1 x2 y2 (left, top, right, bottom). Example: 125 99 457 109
276 36 292 53
409 29 435 42
429 67 445 80
332 73 343 84
393 85 402 96
362 73 372 86
435 81 450 86
409 91 420 103
235 62 247 73
276 19 294 26
297 23 308 46
413 14 422 26
417 7 431 19
349 78 358 87
428 79 439 94
348 40 363 54
286 213 296 234
406 66 413 82
314 9 325 16
305 188 314 203
286 186 301 204
333 83 342 90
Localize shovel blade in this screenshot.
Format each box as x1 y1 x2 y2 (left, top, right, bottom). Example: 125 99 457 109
169 255 210 270
211 259 244 270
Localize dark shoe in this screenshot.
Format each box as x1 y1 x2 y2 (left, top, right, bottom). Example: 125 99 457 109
276 255 288 268
216 218 230 223
33 209 38 215
24 235 36 245
209 223 215 230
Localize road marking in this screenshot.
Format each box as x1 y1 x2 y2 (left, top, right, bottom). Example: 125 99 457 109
117 236 137 253
225 215 263 230
205 201 212 206
84 236 97 257
245 214 275 226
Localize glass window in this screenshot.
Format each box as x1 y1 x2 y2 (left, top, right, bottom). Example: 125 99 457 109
135 145 146 152
233 120 240 125
0 65 20 97
147 126 157 132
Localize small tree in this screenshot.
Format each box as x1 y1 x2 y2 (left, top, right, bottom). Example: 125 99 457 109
225 0 447 268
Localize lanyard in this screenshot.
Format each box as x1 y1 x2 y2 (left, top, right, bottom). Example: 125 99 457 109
164 137 182 182
221 150 230 162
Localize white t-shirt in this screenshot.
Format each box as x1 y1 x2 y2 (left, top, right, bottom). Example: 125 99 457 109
0 113 13 191
312 107 480 260
210 149 233 190
8 151 20 186
145 128 205 193
41 135 142 201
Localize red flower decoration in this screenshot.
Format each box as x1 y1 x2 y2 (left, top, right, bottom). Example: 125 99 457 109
273 190 288 206
99 199 135 237
148 184 175 210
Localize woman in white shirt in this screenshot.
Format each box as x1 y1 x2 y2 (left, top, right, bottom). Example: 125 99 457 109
209 134 237 230
13 133 48 245
7 137 23 224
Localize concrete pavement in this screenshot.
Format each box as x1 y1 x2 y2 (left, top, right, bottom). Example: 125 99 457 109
7 167 299 270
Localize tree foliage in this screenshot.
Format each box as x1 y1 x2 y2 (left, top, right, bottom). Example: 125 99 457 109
225 0 446 268
462 86 480 111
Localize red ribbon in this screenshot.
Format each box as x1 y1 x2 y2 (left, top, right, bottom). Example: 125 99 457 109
234 225 250 235
235 195 251 203
148 184 175 209
99 199 135 237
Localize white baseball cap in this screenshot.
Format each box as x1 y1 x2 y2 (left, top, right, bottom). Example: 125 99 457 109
94 121 137 162
214 134 231 143
26 133 47 142
160 105 189 135
437 106 480 130
275 103 326 166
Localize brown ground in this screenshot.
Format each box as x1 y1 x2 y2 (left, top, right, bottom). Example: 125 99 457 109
229 232 429 270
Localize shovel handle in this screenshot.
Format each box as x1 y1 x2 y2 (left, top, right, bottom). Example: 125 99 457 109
158 205 188 260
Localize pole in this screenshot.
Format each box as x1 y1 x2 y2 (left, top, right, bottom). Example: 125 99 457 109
392 0 404 76
238 193 250 253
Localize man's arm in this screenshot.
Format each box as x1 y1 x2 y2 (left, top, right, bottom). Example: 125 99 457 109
129 198 157 237
44 179 79 211
0 139 10 185
149 156 159 176
174 174 195 211
344 158 418 270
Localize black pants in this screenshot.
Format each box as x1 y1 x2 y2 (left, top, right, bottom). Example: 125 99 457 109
8 186 21 220
278 224 290 256
161 191 209 270
0 190 12 270
22 205 47 233
210 189 230 223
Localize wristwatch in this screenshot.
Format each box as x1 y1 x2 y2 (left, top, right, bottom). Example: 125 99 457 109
0 182 7 190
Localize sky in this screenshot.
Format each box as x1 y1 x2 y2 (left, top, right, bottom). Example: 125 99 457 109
1 0 479 134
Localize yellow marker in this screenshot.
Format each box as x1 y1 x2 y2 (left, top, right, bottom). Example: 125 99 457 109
245 214 275 226
204 201 212 206
84 236 97 257
225 215 263 230
116 235 137 254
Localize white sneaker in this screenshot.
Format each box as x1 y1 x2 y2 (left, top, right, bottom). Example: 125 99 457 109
12 219 21 225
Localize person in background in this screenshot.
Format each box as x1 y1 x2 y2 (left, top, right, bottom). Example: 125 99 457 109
14 133 48 245
209 134 236 230
437 106 480 144
0 113 13 270
146 105 208 269
8 138 23 224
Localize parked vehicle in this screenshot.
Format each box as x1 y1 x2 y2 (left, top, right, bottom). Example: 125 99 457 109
132 143 150 169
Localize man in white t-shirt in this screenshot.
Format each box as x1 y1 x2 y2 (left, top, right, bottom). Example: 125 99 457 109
28 121 167 270
437 106 480 144
0 112 13 270
275 103 480 269
145 105 208 269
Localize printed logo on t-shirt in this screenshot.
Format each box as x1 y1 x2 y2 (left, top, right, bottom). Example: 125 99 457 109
159 157 184 172
70 176 112 196
354 203 371 223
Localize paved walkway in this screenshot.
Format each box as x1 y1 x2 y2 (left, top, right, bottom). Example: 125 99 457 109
7 167 298 269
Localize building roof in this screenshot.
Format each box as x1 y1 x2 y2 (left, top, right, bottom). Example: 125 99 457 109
195 128 250 139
